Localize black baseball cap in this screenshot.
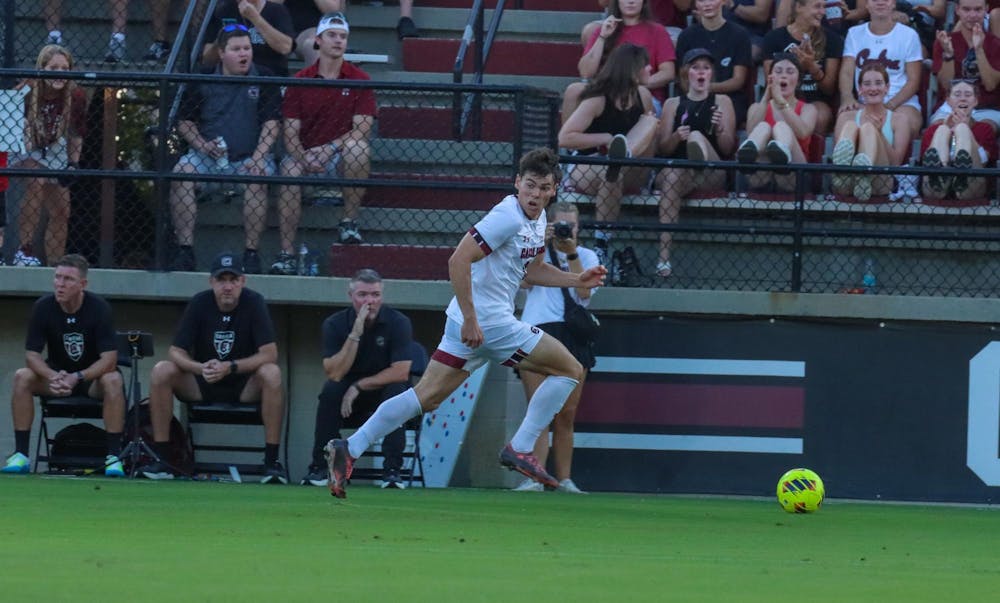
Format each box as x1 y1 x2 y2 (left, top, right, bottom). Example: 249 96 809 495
210 251 243 278
682 48 715 66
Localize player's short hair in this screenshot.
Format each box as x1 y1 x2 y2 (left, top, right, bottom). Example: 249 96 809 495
349 268 382 291
547 201 579 219
55 254 89 277
518 147 562 183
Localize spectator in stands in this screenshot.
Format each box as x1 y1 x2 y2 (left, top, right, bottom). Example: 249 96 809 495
839 0 923 143
315 0 420 40
558 43 659 269
514 201 598 495
567 0 676 118
932 0 1000 133
169 25 282 274
776 0 869 35
920 79 998 200
654 48 737 277
737 53 819 191
831 62 909 200
893 0 944 55
301 269 415 489
581 1 690 48
763 0 844 134
1 254 126 477
9 44 86 268
203 0 295 76
42 0 183 63
723 0 773 64
139 251 286 483
280 0 339 66
675 0 753 126
275 11 376 272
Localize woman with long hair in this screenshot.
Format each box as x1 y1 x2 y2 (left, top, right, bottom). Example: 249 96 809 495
560 43 660 268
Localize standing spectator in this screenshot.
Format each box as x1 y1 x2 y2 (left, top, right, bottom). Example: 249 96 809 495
763 0 844 134
41 0 183 63
839 0 924 142
278 0 340 66
581 1 691 49
139 252 287 482
323 148 607 500
558 43 659 269
169 25 281 273
301 269 414 489
675 0 754 125
514 202 599 495
931 0 1000 132
1 255 125 477
274 11 375 274
10 44 86 267
311 0 420 40
203 0 295 76
655 48 737 277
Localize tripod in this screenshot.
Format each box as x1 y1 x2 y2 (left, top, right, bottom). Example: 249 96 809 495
116 331 162 478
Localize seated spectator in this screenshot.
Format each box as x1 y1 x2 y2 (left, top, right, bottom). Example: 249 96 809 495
763 0 844 134
777 0 869 35
140 252 286 482
839 0 923 142
42 0 185 63
581 0 691 48
892 0 944 55
276 12 375 273
565 0 676 119
1 254 125 477
203 0 295 76
932 0 1000 133
302 269 414 489
676 0 754 125
738 53 819 191
169 25 281 273
9 44 86 267
722 0 773 63
654 48 737 277
831 63 909 200
920 80 998 200
315 0 420 40
558 43 660 269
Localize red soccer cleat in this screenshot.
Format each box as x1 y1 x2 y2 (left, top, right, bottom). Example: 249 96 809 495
499 443 559 489
324 439 354 499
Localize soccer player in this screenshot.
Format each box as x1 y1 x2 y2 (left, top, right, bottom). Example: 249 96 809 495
324 148 607 499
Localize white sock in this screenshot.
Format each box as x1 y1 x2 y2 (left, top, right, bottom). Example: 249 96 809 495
510 375 578 452
347 387 422 459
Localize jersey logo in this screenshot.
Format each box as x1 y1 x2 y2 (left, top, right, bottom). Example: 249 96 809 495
66 317 76 324
63 333 84 362
214 331 235 358
856 48 901 72
376 335 385 348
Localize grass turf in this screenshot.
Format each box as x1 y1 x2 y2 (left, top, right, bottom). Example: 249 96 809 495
1 475 998 601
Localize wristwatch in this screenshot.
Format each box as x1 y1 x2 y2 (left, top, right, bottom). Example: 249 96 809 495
229 360 238 375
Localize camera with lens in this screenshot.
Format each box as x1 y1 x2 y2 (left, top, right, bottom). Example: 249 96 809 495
553 221 573 239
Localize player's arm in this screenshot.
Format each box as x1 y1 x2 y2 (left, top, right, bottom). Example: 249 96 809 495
77 350 117 382
168 345 204 374
524 254 606 289
448 232 487 323
355 360 412 392
232 342 278 375
25 350 57 380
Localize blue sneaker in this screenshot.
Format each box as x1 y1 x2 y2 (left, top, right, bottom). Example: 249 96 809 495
2 452 31 474
105 455 125 477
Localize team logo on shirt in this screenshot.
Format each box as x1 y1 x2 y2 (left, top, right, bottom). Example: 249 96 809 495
376 336 385 348
856 48 900 71
63 333 84 362
214 331 235 358
247 86 260 100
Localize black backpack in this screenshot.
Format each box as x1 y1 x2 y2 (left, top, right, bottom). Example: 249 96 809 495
122 400 195 476
50 422 107 471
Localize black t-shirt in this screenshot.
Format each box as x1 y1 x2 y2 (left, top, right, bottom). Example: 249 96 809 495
762 27 844 103
283 0 324 34
25 291 116 372
208 1 295 76
676 21 753 118
173 288 276 364
322 306 413 380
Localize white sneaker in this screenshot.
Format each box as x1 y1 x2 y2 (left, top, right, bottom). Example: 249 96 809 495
557 478 587 494
513 478 544 492
13 250 42 267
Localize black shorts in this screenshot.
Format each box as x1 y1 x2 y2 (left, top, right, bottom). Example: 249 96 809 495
192 374 252 404
537 321 595 370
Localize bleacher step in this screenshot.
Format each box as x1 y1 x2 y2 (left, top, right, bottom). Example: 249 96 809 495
328 244 452 280
403 38 578 76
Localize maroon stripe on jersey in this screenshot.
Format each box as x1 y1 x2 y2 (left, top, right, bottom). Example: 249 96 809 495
576 383 804 428
501 347 530 367
431 348 467 369
469 227 492 255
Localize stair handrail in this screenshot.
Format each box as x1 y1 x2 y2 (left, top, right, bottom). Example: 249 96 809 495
452 0 511 140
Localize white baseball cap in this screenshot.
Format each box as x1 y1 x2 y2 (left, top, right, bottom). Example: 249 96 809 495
317 12 349 35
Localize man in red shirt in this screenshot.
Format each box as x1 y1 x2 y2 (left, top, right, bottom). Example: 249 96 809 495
273 12 376 274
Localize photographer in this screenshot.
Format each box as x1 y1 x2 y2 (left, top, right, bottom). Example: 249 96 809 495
514 201 600 494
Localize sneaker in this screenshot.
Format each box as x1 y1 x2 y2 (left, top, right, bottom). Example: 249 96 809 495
142 40 171 62
513 478 544 492
242 249 262 274
324 438 355 499
605 133 630 183
104 34 126 63
952 149 973 196
269 251 298 275
12 250 41 267
737 139 758 164
852 152 873 201
171 247 195 271
765 140 791 165
300 464 328 486
396 16 420 39
104 455 125 477
381 469 406 489
338 220 363 245
831 138 855 194
499 443 559 489
1 452 30 474
46 30 63 46
557 478 587 494
656 260 672 278
138 460 175 480
594 242 610 268
686 140 706 163
260 461 288 484
922 147 950 196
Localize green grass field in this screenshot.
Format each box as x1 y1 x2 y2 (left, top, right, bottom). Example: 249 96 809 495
2 475 998 602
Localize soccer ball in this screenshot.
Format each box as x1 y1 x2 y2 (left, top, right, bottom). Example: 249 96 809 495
776 468 825 513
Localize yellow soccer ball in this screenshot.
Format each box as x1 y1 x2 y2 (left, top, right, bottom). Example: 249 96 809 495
776 468 825 513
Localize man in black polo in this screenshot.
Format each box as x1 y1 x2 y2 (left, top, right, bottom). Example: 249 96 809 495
140 251 287 483
301 268 414 488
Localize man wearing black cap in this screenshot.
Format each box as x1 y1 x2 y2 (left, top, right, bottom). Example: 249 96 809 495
139 251 287 483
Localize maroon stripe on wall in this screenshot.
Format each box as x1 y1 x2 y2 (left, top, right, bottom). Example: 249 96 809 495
576 382 804 428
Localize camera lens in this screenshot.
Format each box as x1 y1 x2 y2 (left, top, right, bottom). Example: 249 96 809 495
554 222 572 238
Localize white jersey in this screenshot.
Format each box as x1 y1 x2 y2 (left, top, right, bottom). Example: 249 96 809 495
521 245 599 326
445 195 546 327
843 22 922 111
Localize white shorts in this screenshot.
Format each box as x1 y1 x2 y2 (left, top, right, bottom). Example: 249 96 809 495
431 317 544 373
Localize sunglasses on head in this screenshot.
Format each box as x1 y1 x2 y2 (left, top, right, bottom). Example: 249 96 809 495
950 78 977 86
222 23 249 33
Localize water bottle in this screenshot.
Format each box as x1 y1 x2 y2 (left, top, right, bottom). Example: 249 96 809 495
862 258 877 294
824 0 843 27
214 136 229 170
297 243 308 276
308 258 319 277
